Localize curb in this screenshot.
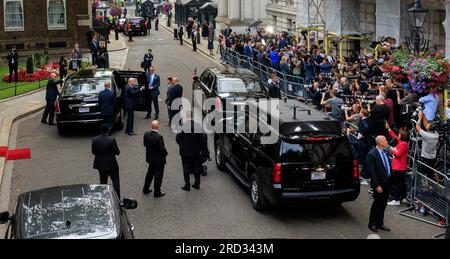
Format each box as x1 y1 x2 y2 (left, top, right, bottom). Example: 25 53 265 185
0 104 45 190
159 21 223 67
108 34 128 53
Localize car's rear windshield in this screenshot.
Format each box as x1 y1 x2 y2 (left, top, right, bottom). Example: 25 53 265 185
64 78 108 95
218 78 262 94
280 138 353 163
130 19 143 24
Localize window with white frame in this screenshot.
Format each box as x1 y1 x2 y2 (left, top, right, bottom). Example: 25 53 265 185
4 0 24 31
47 0 66 29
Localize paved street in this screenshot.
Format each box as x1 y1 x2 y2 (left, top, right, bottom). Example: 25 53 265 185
6 27 442 239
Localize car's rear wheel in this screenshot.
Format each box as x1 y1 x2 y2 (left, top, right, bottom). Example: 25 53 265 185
143 30 147 36
250 174 268 212
57 124 66 135
215 141 226 172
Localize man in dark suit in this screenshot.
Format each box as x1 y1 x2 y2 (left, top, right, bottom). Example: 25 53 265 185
176 112 203 191
7 46 19 83
145 66 161 120
367 135 392 233
224 26 232 38
166 77 183 126
178 23 184 45
89 35 100 65
92 124 121 197
124 78 145 135
142 49 154 73
41 73 62 125
99 81 117 134
268 75 281 98
370 95 390 138
142 120 168 198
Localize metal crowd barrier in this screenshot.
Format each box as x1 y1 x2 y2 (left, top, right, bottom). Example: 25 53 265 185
220 47 310 101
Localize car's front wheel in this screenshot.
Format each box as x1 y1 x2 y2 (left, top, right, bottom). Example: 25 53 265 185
215 141 226 172
250 174 268 212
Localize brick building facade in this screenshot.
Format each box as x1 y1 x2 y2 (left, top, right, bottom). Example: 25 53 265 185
0 0 92 53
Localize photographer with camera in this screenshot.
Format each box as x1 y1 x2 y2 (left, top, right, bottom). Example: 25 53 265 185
370 95 390 139
397 86 418 128
415 111 439 180
321 89 344 120
418 91 440 129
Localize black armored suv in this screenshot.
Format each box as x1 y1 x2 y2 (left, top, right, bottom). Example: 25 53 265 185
214 99 360 211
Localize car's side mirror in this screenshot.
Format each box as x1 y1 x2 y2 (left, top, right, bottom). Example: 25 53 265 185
0 211 10 224
193 76 199 82
121 198 138 210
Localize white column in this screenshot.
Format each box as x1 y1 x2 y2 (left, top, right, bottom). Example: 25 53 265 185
253 0 260 21
326 0 342 35
296 0 309 25
376 0 401 42
228 0 241 20
443 0 450 58
218 0 228 18
242 0 253 21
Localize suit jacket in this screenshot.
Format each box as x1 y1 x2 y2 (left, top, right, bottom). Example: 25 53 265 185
92 134 120 171
98 89 117 116
45 79 62 101
143 53 153 67
166 83 183 107
176 121 203 157
124 84 142 110
7 51 18 67
268 82 281 98
75 48 83 59
144 131 168 165
146 73 160 97
89 40 99 52
366 147 391 190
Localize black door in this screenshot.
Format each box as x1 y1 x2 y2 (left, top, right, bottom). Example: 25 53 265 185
115 70 148 111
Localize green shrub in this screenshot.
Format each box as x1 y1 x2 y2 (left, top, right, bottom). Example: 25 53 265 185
26 56 34 74
32 53 42 68
43 49 50 65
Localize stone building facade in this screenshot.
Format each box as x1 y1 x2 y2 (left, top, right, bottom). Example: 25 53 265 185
0 0 92 53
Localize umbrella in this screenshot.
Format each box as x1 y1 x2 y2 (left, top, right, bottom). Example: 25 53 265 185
248 20 263 28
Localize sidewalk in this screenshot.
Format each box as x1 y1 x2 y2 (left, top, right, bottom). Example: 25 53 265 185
159 17 223 66
108 33 127 52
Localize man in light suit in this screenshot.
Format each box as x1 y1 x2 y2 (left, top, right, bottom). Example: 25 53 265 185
367 135 392 233
145 66 161 120
124 78 145 135
92 124 121 197
98 81 117 134
142 120 168 198
41 73 63 125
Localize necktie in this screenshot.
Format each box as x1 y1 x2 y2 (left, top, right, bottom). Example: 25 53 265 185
381 151 390 177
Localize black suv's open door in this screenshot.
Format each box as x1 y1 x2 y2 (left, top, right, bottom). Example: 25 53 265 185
114 70 148 112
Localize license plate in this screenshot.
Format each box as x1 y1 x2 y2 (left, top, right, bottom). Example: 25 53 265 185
135 25 141 28
79 107 89 113
311 172 326 181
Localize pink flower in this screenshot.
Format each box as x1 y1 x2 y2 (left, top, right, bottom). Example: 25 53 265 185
439 50 444 54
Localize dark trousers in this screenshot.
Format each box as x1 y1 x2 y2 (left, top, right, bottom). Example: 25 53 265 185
174 29 178 39
99 169 120 198
369 184 390 228
147 95 159 118
91 52 98 65
182 156 201 187
9 65 18 82
179 34 184 45
418 157 436 180
125 109 134 134
42 100 55 124
103 115 115 133
192 38 197 51
391 170 407 201
143 164 165 194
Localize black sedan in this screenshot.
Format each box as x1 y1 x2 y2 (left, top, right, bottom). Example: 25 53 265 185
55 69 147 134
124 17 147 36
0 184 138 239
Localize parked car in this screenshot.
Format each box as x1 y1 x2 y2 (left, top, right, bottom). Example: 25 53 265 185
193 67 268 123
0 184 138 239
124 17 147 36
55 68 148 135
214 99 360 211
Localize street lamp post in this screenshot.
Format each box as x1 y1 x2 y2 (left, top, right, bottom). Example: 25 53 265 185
407 0 429 54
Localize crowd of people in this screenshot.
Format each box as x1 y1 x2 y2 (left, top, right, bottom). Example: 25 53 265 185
217 26 449 229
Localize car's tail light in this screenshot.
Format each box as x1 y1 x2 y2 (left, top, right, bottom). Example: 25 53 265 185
272 163 282 184
353 160 359 179
54 100 60 113
215 97 222 112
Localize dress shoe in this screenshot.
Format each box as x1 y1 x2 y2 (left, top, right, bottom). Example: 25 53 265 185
41 121 47 124
368 225 379 233
377 225 391 232
128 132 138 136
154 192 166 198
182 186 191 191
192 185 200 190
142 190 152 195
